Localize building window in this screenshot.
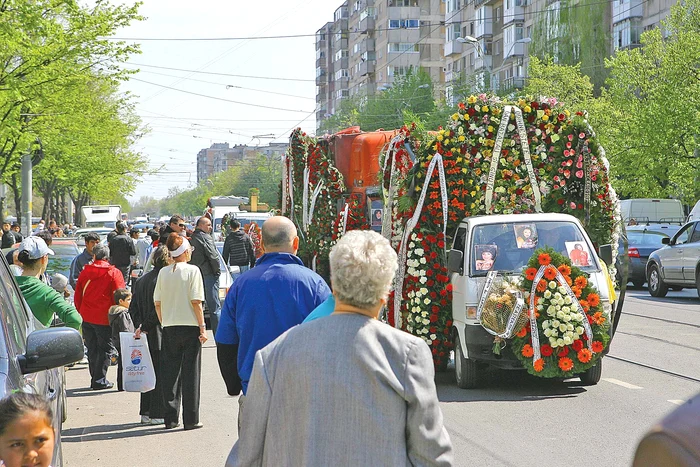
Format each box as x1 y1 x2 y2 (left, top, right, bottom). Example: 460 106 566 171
388 65 413 76
334 69 349 80
388 43 419 52
334 50 348 61
389 19 419 28
389 0 414 6
360 7 377 20
353 43 360 54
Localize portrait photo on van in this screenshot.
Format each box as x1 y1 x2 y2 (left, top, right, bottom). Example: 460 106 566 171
566 241 591 267
474 244 498 271
514 224 538 249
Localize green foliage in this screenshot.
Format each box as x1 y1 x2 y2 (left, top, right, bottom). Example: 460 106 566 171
600 0 700 202
159 153 283 216
0 0 145 223
530 0 610 91
524 56 595 112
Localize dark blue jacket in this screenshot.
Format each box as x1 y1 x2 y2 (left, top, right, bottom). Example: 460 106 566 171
215 252 330 393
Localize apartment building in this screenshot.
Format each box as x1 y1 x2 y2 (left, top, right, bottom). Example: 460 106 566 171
196 142 288 183
316 0 446 132
443 0 677 103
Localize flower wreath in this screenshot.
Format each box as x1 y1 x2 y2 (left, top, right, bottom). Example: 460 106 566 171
511 247 611 378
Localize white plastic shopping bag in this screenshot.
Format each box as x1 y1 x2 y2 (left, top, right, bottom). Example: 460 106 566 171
120 332 156 393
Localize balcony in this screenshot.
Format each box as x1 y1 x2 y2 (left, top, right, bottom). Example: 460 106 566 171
359 16 375 32
359 38 375 53
359 60 375 76
387 28 421 43
316 57 326 68
501 76 526 91
613 0 643 23
316 73 327 86
503 41 526 59
335 57 349 70
474 54 492 71
315 39 327 51
503 4 524 24
444 39 463 56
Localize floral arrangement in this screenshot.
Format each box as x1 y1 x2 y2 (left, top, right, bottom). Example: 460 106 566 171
383 95 621 370
512 248 611 377
245 222 264 258
478 276 528 353
282 129 344 280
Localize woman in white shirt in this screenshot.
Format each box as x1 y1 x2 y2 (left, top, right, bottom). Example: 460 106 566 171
154 233 207 430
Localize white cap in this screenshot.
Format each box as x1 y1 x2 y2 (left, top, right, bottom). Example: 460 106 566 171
19 237 54 259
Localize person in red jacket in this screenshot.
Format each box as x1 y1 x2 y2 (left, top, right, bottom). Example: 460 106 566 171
75 243 126 390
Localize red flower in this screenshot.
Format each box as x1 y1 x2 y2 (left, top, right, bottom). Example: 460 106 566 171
577 349 592 363
525 268 537 281
516 326 528 338
521 344 534 358
538 253 551 266
557 346 569 357
446 284 453 292
591 341 604 353
572 340 584 352
558 357 574 372
543 266 557 280
429 314 438 323
540 344 553 357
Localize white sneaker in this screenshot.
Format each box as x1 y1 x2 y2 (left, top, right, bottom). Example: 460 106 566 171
79 356 89 364
140 415 151 424
150 418 164 425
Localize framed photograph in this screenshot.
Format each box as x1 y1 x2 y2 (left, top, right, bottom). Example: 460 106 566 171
566 241 592 267
474 244 498 271
371 209 382 227
514 224 538 249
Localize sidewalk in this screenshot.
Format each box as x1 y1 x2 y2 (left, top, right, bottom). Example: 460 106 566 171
62 336 237 466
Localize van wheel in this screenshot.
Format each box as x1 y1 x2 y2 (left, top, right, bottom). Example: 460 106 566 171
579 360 602 385
454 334 479 389
696 271 700 299
648 264 668 298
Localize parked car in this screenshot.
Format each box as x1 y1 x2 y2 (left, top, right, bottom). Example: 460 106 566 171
617 224 681 288
44 239 80 283
620 198 685 225
72 227 114 251
0 251 84 466
646 220 700 298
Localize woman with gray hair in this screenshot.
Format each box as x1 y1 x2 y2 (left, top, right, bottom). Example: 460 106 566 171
227 230 453 466
75 243 126 390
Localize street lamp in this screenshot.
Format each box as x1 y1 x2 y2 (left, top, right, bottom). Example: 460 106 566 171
457 35 491 93
501 37 531 92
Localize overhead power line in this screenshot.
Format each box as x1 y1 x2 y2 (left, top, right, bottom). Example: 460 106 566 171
127 63 314 82
129 77 314 113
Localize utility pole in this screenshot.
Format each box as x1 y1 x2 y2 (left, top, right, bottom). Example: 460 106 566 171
21 151 32 237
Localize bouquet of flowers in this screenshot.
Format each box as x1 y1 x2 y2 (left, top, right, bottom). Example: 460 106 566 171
477 274 528 354
512 247 611 377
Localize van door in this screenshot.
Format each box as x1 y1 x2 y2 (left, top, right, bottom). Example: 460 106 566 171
662 223 694 281
450 226 468 326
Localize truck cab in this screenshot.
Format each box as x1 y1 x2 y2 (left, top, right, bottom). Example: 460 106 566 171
447 213 616 387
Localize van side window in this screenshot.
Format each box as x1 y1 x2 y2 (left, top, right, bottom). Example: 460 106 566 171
453 227 467 253
674 224 693 245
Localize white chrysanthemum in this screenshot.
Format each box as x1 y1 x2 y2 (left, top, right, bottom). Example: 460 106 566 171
549 281 557 289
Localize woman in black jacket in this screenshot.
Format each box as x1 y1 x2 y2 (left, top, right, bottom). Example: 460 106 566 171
130 246 170 425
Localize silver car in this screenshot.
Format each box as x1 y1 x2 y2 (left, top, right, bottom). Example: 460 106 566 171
646 220 700 297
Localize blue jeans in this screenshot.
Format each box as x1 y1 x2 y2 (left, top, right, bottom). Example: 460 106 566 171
203 275 221 336
231 265 250 282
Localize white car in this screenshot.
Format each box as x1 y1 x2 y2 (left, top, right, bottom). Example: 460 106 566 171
447 213 617 389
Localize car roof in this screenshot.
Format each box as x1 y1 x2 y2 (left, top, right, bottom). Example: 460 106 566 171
462 213 582 227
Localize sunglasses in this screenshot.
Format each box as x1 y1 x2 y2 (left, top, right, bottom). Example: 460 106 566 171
178 223 186 228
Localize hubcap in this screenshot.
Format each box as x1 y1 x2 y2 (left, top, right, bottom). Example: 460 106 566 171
650 270 659 290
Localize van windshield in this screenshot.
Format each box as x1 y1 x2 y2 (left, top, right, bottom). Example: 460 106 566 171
470 221 598 276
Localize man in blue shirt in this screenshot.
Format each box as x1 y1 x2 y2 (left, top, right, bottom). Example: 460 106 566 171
216 216 330 427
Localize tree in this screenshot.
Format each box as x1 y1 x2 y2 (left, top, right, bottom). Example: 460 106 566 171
601 0 700 202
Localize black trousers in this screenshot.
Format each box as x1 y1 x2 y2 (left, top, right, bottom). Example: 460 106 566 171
140 326 164 419
82 322 112 388
116 265 130 285
160 326 201 427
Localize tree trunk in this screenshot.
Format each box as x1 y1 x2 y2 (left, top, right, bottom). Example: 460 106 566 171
10 173 21 226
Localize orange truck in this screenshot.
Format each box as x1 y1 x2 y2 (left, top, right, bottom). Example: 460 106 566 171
325 127 399 231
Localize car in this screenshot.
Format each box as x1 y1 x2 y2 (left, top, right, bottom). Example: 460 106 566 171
617 224 681 288
44 239 80 282
72 227 114 251
130 223 154 232
646 220 700 298
0 251 84 466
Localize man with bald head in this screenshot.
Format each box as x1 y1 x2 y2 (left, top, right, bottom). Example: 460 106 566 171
216 217 330 424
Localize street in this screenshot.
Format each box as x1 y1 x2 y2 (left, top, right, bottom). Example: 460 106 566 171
63 288 700 467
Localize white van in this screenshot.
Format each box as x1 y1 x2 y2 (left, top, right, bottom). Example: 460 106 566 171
688 200 700 222
81 205 121 228
619 199 684 224
446 213 617 389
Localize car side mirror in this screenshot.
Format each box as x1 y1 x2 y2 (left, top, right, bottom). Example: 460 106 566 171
18 328 84 375
661 237 670 245
598 244 614 266
447 249 464 275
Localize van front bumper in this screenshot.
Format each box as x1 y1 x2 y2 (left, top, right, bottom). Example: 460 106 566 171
463 323 525 370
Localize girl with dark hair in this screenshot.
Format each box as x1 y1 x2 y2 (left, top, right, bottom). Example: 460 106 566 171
154 234 206 430
130 246 171 425
0 393 55 467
